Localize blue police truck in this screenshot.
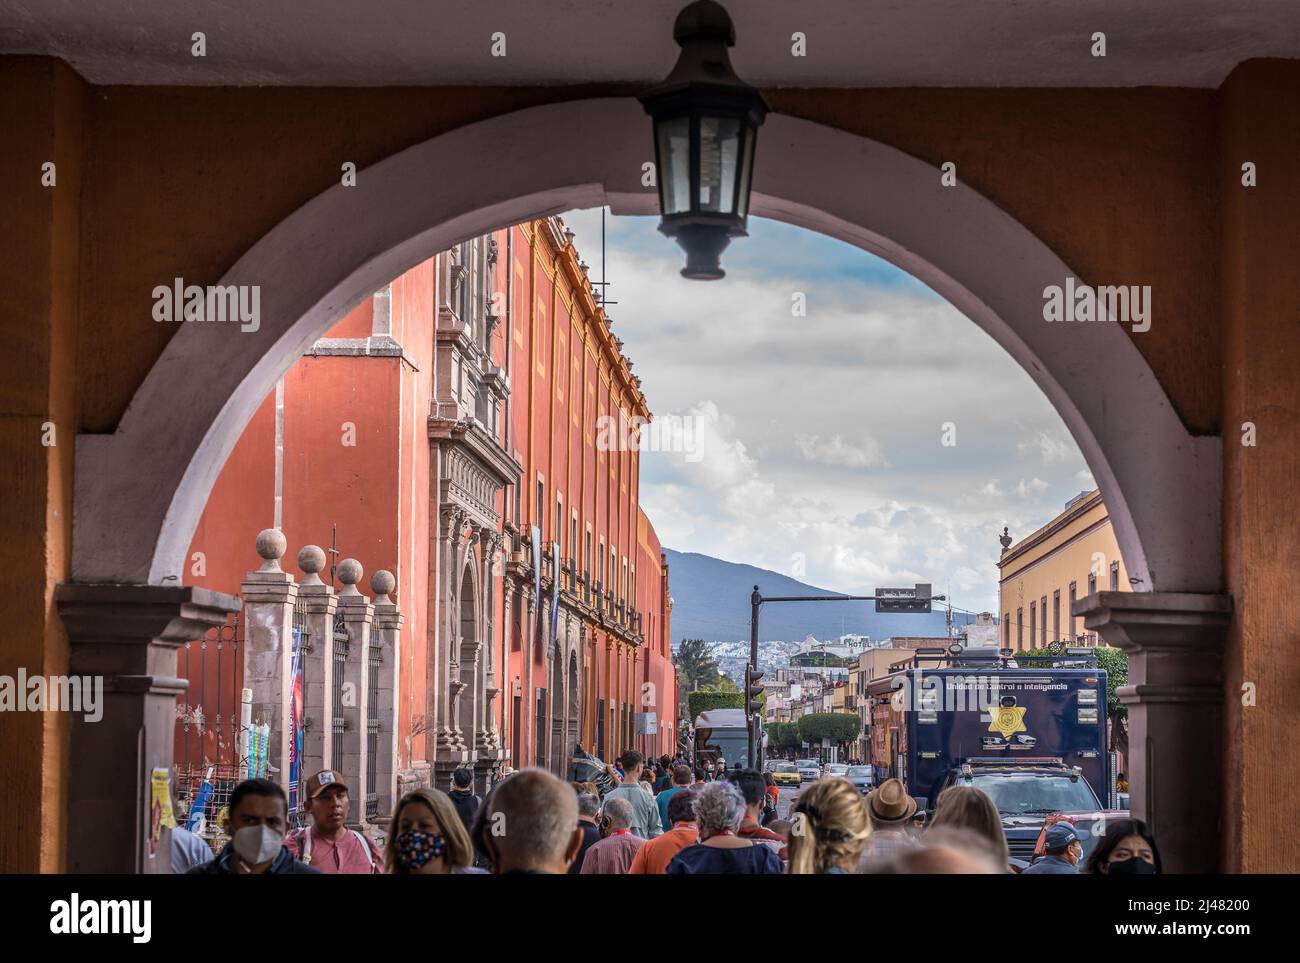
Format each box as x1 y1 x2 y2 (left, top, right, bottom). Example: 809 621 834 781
866 644 1113 862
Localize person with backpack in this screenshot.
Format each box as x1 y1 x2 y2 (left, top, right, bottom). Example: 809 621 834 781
283 770 384 873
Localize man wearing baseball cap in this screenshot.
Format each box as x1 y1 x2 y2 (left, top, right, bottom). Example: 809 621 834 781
284 770 384 873
1023 822 1082 874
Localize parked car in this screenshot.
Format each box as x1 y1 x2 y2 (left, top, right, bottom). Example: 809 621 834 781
796 758 822 783
769 761 802 787
825 763 850 779
844 765 874 794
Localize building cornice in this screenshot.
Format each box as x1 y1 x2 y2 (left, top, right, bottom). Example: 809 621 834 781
998 489 1104 573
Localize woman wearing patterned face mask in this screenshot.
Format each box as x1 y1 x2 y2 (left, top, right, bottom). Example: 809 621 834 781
384 788 484 874
1085 818 1162 875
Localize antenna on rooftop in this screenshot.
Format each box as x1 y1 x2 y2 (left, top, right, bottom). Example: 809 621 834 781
592 207 619 313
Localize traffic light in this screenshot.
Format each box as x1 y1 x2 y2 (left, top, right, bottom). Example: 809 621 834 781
745 666 765 716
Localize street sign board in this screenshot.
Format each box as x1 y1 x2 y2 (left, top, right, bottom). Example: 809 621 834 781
875 583 932 614
635 711 657 735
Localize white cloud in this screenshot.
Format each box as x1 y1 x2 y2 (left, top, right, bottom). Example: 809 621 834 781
563 208 1096 613
1015 477 1050 498
1019 430 1073 464
795 433 888 468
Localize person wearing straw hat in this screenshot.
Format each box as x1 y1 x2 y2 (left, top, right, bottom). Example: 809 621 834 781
859 778 921 861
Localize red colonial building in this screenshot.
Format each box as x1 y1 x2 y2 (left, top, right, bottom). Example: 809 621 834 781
182 215 676 817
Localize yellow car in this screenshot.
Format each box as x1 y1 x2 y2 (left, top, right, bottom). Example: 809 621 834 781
769 761 802 787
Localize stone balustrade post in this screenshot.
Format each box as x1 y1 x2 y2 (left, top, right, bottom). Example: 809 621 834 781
335 558 373 829
240 529 299 796
369 570 403 824
296 545 338 776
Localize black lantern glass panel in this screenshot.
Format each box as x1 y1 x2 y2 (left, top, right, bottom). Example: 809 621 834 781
698 115 741 214
657 116 692 215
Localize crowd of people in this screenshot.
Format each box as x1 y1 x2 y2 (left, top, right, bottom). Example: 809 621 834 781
172 751 1162 875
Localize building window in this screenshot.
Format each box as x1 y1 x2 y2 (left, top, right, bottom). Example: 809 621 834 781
1110 560 1120 591
1003 613 1011 647
1068 581 1077 642
1016 608 1023 650
1041 596 1048 645
1088 572 1097 595
570 513 578 568
536 478 545 533
555 496 564 557
1053 590 1060 643
585 528 592 581
1029 603 1036 649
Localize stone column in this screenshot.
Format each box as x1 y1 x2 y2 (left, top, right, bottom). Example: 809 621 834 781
473 531 505 795
433 507 470 787
1075 590 1232 873
500 573 516 763
240 529 298 795
369 570 403 824
296 545 337 775
335 558 373 828
523 586 537 768
56 582 240 874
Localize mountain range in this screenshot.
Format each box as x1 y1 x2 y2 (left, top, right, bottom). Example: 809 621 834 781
663 548 978 647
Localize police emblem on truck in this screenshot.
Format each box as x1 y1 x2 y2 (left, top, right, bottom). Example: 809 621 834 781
988 700 1028 739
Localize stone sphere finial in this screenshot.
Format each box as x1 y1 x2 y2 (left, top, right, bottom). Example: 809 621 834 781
298 545 326 586
372 569 396 603
255 529 287 572
337 558 363 595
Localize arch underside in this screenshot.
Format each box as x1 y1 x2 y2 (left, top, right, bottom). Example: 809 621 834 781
71 98 1220 594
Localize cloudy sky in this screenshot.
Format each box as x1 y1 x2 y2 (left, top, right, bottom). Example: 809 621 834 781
562 208 1096 614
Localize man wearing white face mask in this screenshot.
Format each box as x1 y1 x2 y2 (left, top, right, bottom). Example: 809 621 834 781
188 779 320 875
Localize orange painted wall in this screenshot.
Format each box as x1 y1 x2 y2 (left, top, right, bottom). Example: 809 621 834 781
181 260 435 776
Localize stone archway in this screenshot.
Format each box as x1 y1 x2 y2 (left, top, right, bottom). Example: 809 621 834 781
72 98 1217 596
64 97 1227 870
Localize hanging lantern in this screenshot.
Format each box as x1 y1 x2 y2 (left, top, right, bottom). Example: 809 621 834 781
639 0 768 280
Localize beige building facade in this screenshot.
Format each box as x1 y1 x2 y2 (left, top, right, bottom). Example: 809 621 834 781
998 490 1130 651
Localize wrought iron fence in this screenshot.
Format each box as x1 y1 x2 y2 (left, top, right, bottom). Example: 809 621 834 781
332 608 348 738
174 615 247 853
175 614 242 774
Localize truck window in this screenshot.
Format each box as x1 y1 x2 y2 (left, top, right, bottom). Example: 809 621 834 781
971 773 1101 814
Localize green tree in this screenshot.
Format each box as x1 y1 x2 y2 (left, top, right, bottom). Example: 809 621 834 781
797 712 861 746
764 721 801 753
703 673 738 694
1093 645 1129 757
688 690 744 720
674 638 720 692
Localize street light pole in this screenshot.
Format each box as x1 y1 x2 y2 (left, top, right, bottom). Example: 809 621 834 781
748 585 762 768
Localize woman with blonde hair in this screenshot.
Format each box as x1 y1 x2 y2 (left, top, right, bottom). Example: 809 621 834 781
927 784 1010 870
384 787 481 874
787 777 871 874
